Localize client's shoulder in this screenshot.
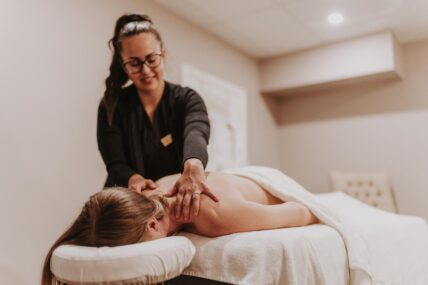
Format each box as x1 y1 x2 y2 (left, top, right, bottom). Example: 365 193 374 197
186 195 223 237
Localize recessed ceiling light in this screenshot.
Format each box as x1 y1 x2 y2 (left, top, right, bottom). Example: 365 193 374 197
328 12 344 25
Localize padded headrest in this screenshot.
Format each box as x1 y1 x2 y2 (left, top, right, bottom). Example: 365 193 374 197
51 236 195 285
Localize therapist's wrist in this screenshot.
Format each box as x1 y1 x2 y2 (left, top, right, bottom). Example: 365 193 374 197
128 174 144 188
183 158 203 174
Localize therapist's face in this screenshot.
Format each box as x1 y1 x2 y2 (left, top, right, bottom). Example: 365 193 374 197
120 33 166 95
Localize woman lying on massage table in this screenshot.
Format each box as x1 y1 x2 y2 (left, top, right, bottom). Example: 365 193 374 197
42 171 318 285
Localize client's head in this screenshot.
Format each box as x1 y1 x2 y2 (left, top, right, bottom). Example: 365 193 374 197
41 187 170 285
74 187 170 246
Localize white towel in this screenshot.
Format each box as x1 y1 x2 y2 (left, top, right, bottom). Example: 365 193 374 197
181 224 349 285
222 166 428 285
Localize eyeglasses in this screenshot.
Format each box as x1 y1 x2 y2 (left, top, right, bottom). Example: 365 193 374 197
122 53 162 74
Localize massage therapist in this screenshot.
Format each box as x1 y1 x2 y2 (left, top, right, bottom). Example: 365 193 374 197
97 13 217 220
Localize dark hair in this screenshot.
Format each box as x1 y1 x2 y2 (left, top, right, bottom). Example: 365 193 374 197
102 14 164 125
41 188 168 285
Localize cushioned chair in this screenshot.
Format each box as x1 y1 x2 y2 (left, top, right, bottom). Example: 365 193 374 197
329 171 399 213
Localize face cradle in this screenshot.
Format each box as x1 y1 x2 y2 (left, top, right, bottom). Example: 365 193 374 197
120 33 166 95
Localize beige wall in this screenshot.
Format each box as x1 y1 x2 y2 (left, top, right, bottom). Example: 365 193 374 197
277 39 428 220
0 0 279 284
260 32 403 93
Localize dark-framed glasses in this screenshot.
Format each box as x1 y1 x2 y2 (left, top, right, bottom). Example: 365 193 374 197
122 53 162 74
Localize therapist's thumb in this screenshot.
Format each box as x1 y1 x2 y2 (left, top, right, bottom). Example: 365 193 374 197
147 180 158 189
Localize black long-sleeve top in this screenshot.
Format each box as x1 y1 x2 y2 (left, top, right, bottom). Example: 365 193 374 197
97 81 210 187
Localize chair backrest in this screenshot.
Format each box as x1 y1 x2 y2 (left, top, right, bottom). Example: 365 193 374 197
330 171 398 213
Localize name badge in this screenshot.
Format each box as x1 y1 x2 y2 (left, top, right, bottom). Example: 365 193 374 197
161 134 173 147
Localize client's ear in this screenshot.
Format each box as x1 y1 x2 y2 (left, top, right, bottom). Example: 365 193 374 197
143 217 162 241
147 217 160 232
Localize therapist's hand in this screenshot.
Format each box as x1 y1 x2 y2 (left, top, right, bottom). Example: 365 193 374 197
128 174 158 193
165 158 218 220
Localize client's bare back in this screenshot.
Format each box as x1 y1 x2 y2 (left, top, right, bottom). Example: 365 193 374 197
156 172 282 205
155 172 318 237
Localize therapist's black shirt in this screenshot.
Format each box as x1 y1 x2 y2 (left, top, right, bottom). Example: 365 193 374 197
97 81 210 187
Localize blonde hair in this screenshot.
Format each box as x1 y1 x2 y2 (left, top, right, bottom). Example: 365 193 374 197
41 188 167 285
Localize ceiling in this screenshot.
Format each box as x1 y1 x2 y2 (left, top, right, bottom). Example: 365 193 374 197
155 0 428 59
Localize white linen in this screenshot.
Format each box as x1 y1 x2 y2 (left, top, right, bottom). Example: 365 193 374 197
180 166 428 285
316 192 428 285
51 236 195 285
180 224 349 285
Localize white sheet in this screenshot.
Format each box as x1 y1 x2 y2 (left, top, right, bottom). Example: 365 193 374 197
179 166 428 285
180 225 348 285
316 192 428 285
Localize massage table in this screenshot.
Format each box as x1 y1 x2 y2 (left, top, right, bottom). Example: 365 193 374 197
51 167 428 285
